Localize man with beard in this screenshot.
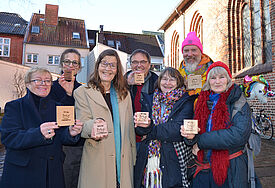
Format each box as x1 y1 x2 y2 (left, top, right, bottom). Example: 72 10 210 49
126 49 158 150
179 32 214 95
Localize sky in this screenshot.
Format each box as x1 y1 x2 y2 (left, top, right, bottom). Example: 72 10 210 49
1 0 181 34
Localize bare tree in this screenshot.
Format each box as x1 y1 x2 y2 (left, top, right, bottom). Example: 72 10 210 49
13 69 26 99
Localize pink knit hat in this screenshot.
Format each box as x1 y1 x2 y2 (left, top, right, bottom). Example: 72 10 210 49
206 61 232 80
181 31 203 53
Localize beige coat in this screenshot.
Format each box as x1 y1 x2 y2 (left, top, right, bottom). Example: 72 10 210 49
74 85 136 188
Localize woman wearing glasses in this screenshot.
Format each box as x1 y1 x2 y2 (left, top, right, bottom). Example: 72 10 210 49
50 48 82 105
74 49 136 188
0 67 83 188
49 48 83 188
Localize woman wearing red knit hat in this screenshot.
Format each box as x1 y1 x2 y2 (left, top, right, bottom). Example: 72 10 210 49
180 61 262 187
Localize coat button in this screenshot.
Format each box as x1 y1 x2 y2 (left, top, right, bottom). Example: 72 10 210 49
122 154 124 158
49 156 54 160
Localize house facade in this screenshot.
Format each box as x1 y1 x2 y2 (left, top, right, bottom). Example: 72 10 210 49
0 12 28 64
160 0 274 128
23 4 89 83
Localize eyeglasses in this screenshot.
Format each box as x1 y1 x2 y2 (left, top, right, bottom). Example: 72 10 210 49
62 59 79 67
100 61 117 69
161 77 177 83
31 79 52 86
131 60 148 65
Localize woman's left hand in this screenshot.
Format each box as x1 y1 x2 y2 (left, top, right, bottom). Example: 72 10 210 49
69 119 83 137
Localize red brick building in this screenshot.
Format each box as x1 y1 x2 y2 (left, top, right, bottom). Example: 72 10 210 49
0 12 28 64
160 0 274 129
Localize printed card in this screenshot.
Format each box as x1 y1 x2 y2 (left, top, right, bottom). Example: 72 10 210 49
187 75 202 89
136 112 149 124
184 119 198 134
92 121 108 137
56 106 75 126
134 73 144 84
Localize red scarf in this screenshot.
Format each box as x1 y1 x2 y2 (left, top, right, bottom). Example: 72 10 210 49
194 85 234 186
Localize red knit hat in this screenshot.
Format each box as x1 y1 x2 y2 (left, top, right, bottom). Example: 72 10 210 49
206 61 232 80
181 31 203 53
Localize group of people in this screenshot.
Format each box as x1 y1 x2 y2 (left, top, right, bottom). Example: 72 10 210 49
0 32 261 188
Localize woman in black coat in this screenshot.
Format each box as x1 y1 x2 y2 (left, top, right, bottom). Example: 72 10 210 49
0 67 83 188
134 67 196 188
49 49 83 188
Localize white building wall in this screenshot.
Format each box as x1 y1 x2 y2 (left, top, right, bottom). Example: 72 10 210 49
0 60 59 111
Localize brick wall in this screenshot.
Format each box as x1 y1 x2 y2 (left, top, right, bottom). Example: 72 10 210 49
0 34 24 64
234 0 275 128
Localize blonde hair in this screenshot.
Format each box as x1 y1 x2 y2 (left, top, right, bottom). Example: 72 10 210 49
25 67 52 84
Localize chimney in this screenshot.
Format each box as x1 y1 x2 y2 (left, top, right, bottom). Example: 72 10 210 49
99 25 104 32
45 4 59 26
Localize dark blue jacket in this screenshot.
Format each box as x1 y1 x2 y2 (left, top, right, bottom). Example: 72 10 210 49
134 92 197 188
0 90 79 188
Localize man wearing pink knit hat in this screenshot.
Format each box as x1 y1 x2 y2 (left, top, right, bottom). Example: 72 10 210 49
179 31 214 95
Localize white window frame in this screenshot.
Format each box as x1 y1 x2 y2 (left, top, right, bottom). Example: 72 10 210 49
26 53 38 64
48 55 60 65
0 37 11 57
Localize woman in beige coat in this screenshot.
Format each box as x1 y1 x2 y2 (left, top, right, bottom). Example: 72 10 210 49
74 49 136 188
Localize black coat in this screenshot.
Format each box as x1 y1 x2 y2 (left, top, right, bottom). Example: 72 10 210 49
50 79 81 106
134 92 197 188
0 90 79 188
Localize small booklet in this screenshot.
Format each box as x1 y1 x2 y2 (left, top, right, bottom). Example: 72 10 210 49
64 70 73 81
134 73 144 84
187 75 202 89
184 119 198 134
136 112 149 124
56 106 75 126
92 119 108 137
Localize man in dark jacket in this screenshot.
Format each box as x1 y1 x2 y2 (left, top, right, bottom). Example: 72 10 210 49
126 49 158 149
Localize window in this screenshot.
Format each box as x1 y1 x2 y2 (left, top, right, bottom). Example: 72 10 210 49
170 31 179 69
228 0 272 73
107 40 115 47
73 32 80 39
31 26 40 34
26 53 38 64
88 39 95 45
48 55 60 65
0 37 11 57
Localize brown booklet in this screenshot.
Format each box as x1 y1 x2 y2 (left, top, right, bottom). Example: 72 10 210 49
56 106 75 126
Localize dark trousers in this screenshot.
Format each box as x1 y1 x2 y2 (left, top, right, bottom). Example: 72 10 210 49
63 145 83 188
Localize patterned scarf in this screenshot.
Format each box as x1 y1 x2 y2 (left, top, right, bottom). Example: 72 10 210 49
194 85 234 186
144 87 185 188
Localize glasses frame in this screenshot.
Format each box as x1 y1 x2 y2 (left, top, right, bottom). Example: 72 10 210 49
100 61 117 69
30 79 52 86
62 59 80 67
